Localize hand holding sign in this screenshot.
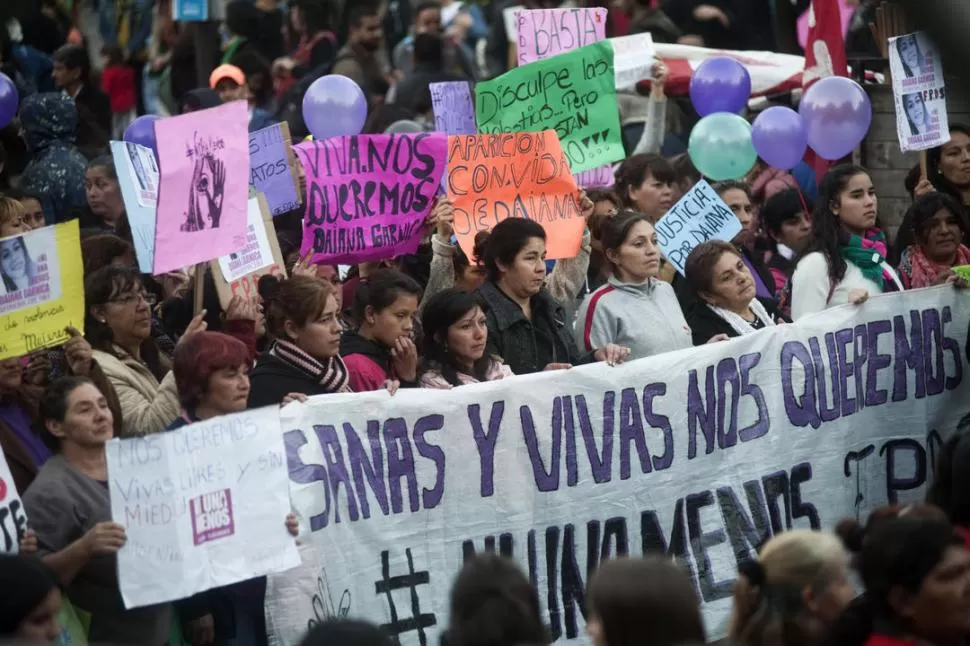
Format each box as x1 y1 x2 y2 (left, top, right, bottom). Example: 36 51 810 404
64 326 93 377
84 521 127 556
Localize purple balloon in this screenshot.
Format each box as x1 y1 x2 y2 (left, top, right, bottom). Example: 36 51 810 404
0 73 18 129
752 107 808 171
123 115 161 155
799 77 872 161
689 57 752 117
303 75 368 140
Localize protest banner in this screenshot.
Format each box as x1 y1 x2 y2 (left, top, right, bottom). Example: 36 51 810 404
612 33 655 91
295 133 448 264
0 221 84 360
250 123 302 216
888 32 949 152
516 9 614 187
111 140 158 273
265 286 970 645
216 196 275 282
475 42 624 174
430 82 477 135
447 131 584 260
106 406 301 608
0 450 27 553
516 7 607 67
655 180 742 275
153 101 250 274
211 193 286 308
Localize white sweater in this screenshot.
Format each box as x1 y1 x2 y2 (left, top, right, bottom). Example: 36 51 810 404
790 252 904 321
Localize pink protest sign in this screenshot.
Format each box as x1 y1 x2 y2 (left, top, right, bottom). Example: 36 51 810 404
153 101 249 273
517 7 612 188
516 7 607 66
296 133 448 264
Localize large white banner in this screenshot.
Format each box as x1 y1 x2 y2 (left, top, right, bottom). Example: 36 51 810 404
267 288 970 645
106 407 301 608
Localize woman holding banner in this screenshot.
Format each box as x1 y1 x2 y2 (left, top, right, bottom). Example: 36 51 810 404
788 165 903 321
477 218 629 375
574 211 695 360
683 241 788 345
23 377 172 645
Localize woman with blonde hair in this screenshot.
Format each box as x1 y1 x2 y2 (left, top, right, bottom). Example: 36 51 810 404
730 530 856 646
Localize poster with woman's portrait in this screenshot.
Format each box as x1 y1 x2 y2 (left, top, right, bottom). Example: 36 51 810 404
889 32 949 152
0 226 62 316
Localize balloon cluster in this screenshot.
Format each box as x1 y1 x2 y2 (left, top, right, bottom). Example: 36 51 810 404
687 57 872 181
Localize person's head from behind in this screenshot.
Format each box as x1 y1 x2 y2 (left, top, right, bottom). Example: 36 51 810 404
0 554 62 643
210 64 249 104
730 530 855 645
348 4 384 52
926 414 970 526
685 241 756 312
81 234 135 277
0 197 29 237
100 44 124 68
446 553 547 646
902 192 968 264
859 517 970 645
614 154 675 222
174 331 251 417
5 189 46 231
233 51 273 108
413 32 445 69
290 0 334 37
85 266 152 352
0 236 33 285
671 153 701 202
40 376 113 452
85 156 124 224
51 44 90 91
929 124 970 192
353 269 421 347
903 92 928 134
298 618 392 646
226 0 261 39
265 275 342 360
587 556 704 646
484 218 547 299
712 180 756 248
584 188 620 255
762 189 813 254
421 289 490 381
413 1 442 35
600 210 660 284
452 232 488 293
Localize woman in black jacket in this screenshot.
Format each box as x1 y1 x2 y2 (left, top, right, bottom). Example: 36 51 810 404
248 275 349 408
683 240 789 346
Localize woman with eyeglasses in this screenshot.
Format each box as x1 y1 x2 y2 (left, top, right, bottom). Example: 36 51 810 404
84 266 206 437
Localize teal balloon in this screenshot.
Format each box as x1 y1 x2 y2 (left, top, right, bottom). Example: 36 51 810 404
688 113 757 181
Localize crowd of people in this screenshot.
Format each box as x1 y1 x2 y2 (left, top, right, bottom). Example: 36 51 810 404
0 0 969 645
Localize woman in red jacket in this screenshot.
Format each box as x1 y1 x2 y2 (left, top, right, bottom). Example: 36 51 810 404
340 269 422 392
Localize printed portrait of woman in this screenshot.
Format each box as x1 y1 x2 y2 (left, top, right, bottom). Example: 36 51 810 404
0 236 38 293
181 137 228 233
896 34 930 78
903 92 931 136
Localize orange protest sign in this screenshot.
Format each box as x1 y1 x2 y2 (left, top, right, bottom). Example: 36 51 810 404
446 131 585 260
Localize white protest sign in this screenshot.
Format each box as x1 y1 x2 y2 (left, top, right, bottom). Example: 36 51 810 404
888 32 949 152
611 33 655 91
106 407 300 608
217 196 275 282
111 141 158 273
655 179 741 275
0 449 27 553
265 287 970 646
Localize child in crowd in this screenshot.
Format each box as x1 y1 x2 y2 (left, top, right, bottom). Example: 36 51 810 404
99 46 136 139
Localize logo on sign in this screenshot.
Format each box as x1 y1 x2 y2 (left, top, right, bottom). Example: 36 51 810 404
189 488 235 545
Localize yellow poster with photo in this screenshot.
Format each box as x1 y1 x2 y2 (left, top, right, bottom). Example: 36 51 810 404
0 220 84 360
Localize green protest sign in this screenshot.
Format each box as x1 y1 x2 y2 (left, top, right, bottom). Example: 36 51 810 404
474 41 624 174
